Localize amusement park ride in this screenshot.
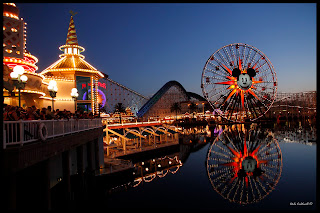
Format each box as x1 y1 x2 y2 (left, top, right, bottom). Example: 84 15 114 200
203 44 282 205
202 43 277 123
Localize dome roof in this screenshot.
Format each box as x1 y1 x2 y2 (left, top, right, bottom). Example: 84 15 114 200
41 13 104 78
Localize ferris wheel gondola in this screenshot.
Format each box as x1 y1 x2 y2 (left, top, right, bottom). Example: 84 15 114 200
201 43 277 122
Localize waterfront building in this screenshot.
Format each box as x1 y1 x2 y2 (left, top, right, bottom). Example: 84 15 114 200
3 3 105 113
3 3 46 108
40 13 104 113
3 3 147 115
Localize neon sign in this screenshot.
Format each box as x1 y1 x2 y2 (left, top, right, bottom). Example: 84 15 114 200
83 88 106 108
82 82 106 89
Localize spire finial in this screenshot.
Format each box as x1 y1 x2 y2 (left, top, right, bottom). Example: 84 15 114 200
69 10 78 17
66 12 78 45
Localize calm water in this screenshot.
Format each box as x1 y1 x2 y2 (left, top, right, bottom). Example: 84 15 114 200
99 122 317 211
52 122 317 211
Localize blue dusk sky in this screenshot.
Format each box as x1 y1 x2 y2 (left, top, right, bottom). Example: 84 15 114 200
17 3 316 97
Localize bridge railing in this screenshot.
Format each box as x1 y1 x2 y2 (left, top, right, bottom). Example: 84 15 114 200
102 119 161 128
2 118 102 149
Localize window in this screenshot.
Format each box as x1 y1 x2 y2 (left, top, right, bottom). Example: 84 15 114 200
76 76 91 100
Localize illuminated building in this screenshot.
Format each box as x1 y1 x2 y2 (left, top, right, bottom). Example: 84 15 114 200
40 12 104 113
3 3 46 108
3 4 104 113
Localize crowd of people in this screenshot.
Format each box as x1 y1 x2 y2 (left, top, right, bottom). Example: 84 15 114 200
3 104 100 121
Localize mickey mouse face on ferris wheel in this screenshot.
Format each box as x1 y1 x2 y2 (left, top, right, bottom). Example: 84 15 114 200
232 68 256 90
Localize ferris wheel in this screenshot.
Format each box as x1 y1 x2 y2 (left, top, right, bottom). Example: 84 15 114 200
201 43 277 122
206 125 282 205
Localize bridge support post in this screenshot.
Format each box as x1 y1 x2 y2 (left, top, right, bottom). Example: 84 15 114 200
43 159 51 210
87 142 93 172
4 173 17 210
94 138 100 170
62 150 71 204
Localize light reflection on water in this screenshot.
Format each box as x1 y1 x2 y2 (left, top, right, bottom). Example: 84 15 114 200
48 121 315 211
206 124 283 205
102 122 316 210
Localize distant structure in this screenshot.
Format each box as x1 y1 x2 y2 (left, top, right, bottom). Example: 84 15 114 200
101 77 147 115
137 80 207 120
268 91 316 119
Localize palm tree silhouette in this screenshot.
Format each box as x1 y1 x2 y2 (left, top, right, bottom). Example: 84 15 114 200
188 102 198 118
114 102 126 123
170 102 181 120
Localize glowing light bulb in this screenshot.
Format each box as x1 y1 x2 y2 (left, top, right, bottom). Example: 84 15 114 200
10 71 18 79
13 65 24 75
20 75 28 82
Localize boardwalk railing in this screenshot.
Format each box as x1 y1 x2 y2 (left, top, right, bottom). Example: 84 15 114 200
2 118 102 149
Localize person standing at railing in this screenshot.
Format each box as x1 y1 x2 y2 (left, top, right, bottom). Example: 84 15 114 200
40 108 47 120
4 106 16 121
25 107 36 120
32 106 40 120
88 112 94 119
45 106 54 120
3 105 20 142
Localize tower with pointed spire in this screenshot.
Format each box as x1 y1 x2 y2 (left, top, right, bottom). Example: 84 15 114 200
41 13 104 114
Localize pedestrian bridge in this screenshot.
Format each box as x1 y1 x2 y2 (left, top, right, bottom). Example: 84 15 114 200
102 120 181 158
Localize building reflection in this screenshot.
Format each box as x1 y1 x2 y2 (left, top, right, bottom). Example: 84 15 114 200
179 125 211 144
108 153 182 194
206 124 283 205
132 155 182 187
273 121 317 146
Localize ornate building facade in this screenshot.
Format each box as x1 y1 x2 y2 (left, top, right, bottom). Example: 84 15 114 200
40 14 104 113
3 3 46 108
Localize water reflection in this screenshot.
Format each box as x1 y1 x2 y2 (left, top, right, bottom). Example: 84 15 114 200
206 124 283 205
274 123 317 145
108 153 182 194
132 155 182 187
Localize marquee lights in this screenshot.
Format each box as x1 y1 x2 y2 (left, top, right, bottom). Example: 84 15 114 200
42 68 104 78
45 77 75 82
3 56 39 72
13 89 46 97
59 44 85 52
3 12 19 20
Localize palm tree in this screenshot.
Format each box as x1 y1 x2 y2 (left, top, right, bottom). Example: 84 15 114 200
114 102 126 123
114 102 126 113
170 102 181 120
188 102 198 118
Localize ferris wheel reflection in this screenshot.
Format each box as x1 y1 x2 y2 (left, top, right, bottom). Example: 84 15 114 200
206 124 282 205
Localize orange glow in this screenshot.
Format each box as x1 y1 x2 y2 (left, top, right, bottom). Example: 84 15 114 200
240 90 245 109
221 63 232 75
248 89 260 101
221 138 268 188
224 89 237 104
215 80 235 85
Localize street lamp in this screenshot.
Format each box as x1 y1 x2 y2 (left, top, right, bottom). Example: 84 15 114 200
10 65 28 107
71 88 79 111
48 80 58 111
